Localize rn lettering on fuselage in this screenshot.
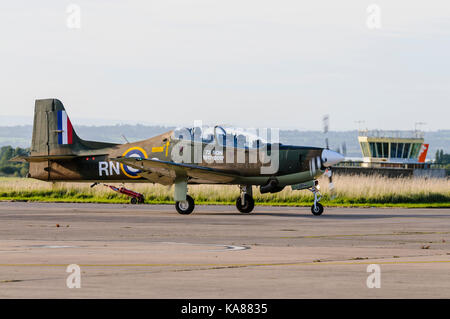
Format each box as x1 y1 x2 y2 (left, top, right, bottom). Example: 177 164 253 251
98 161 120 176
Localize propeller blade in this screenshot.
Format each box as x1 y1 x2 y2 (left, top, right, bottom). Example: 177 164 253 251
325 168 336 200
342 142 347 157
323 114 329 149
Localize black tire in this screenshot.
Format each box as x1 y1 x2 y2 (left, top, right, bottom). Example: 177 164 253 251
236 194 255 214
130 197 138 205
311 203 324 216
138 196 145 204
175 195 195 215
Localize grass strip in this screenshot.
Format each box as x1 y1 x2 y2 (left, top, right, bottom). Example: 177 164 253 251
1 196 448 208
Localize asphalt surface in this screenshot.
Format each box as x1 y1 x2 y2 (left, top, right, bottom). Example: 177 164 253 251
0 202 449 298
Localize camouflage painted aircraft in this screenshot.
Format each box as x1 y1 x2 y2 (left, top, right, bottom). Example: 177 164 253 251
16 99 344 215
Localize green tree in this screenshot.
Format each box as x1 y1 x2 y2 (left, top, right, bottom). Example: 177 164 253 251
0 146 29 177
435 149 450 164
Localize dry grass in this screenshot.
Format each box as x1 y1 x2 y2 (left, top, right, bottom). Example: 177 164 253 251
0 175 448 206
327 174 450 202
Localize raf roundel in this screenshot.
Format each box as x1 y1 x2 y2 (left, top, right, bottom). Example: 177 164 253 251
120 147 148 179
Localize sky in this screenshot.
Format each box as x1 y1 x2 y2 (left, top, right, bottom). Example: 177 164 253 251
0 0 449 130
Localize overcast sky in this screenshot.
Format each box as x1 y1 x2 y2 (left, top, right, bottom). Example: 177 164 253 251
0 1 449 130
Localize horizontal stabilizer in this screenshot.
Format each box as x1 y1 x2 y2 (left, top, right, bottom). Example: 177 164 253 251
11 155 79 163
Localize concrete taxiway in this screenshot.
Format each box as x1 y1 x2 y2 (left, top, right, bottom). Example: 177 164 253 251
0 202 449 298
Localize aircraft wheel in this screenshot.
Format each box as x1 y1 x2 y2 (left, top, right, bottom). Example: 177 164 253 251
236 194 254 214
130 197 138 205
138 197 145 204
175 195 195 215
311 203 324 216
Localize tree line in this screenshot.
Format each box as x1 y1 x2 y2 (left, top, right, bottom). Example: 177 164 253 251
435 149 450 164
0 146 29 177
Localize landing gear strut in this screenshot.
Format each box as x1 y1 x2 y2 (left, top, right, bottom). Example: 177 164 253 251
236 185 254 214
309 181 324 216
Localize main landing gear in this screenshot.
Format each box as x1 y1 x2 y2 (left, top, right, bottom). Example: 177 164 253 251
174 185 255 215
236 185 254 214
175 195 195 215
308 181 324 216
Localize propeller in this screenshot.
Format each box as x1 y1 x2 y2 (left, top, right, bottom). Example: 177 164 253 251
322 114 336 199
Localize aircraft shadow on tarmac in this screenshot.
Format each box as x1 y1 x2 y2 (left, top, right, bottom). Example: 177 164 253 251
197 211 449 220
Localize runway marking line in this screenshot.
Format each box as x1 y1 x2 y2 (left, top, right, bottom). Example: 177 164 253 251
0 260 449 268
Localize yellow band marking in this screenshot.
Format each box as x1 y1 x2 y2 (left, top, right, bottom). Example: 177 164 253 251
151 146 164 153
151 140 170 156
165 140 170 157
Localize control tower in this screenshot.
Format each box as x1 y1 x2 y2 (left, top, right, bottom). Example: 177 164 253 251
357 130 429 168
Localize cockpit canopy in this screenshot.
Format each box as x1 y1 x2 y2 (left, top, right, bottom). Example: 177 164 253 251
172 125 267 149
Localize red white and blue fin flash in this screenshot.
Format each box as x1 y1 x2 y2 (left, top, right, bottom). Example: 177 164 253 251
57 110 73 145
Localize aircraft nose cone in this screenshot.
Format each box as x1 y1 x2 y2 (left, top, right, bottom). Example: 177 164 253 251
321 149 345 167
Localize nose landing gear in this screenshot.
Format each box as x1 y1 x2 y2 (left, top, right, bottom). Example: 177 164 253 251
309 181 324 216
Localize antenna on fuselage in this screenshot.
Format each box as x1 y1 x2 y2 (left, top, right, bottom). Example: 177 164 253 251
121 134 130 144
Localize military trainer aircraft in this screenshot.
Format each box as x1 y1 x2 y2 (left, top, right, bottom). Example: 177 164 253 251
16 99 344 215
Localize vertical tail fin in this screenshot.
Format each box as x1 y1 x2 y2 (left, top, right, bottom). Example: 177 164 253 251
31 99 81 156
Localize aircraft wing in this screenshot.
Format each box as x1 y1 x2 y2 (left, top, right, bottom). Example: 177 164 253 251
111 157 239 184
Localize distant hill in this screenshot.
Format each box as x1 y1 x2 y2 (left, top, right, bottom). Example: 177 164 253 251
0 124 173 149
0 125 448 159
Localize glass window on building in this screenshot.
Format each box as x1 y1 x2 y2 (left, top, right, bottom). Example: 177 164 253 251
409 143 416 159
391 143 398 158
360 142 370 157
416 143 422 157
410 143 421 159
396 143 404 158
369 142 377 157
383 143 389 158
403 143 411 158
376 142 383 158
